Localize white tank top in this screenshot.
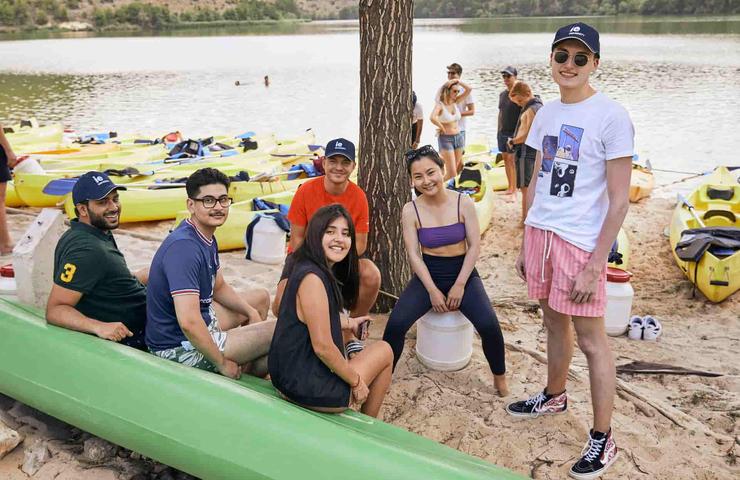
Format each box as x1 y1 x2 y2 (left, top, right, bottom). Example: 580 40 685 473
437 103 461 124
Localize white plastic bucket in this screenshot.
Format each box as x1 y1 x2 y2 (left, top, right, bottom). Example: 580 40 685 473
415 310 473 371
12 156 45 175
605 268 634 336
246 215 286 265
0 264 16 296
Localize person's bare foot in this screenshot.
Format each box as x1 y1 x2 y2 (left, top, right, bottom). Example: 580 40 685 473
494 374 509 397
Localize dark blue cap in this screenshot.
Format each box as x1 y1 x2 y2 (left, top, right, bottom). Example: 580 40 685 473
72 171 127 205
552 22 600 56
325 138 355 162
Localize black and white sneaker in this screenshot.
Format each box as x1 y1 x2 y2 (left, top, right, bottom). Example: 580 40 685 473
569 428 619 479
505 389 567 417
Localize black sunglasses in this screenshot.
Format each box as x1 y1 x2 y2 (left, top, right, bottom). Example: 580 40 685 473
405 144 435 161
553 51 590 67
502 73 512 79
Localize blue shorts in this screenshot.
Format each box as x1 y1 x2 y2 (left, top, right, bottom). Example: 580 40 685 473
497 132 514 154
438 132 465 151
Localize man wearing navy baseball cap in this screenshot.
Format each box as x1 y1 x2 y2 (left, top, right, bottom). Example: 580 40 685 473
46 171 148 350
273 137 380 357
507 22 634 480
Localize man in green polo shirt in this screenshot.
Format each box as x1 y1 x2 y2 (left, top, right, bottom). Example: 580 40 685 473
46 171 147 349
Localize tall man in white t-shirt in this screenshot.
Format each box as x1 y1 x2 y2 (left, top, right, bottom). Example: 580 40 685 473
505 23 634 480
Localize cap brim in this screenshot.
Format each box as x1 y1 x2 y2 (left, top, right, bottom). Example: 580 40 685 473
552 37 597 53
89 185 127 201
326 152 354 162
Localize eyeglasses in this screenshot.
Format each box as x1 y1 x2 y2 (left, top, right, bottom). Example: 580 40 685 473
502 73 512 79
405 144 435 161
446 71 457 77
190 195 233 208
553 51 590 67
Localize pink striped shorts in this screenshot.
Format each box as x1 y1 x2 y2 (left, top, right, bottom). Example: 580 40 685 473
524 226 606 317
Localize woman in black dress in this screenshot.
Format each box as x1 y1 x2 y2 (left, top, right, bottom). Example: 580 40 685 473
268 204 393 418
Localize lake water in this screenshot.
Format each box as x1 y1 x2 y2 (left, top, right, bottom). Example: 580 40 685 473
0 16 739 175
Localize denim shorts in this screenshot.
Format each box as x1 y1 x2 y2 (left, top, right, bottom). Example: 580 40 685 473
438 132 465 151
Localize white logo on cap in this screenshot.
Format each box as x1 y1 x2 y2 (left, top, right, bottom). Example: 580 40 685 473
334 141 345 150
92 175 109 185
570 26 581 33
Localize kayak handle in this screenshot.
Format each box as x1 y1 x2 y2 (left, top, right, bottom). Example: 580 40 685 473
710 280 729 286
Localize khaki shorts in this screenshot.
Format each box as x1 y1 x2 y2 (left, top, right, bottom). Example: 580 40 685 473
151 320 228 373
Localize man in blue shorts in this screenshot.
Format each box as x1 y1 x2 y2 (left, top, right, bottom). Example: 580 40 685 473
146 168 274 379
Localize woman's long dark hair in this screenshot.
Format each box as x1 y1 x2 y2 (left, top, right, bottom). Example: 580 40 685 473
293 204 360 311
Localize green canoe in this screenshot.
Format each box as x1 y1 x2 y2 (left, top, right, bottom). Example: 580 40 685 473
0 299 523 480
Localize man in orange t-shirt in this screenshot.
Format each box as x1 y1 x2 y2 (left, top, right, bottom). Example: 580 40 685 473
271 138 381 322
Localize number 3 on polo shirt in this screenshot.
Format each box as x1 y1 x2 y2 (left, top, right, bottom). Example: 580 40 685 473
60 263 77 283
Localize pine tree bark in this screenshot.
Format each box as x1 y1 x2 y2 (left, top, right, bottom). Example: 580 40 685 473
358 0 414 312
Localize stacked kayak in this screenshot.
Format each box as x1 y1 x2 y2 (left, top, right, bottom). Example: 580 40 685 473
3 119 64 146
629 164 654 203
0 299 523 480
669 166 739 302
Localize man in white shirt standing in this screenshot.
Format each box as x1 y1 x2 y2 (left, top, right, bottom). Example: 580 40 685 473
505 22 634 480
411 90 423 149
443 63 475 149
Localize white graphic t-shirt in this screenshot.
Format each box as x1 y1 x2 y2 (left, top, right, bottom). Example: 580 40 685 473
524 92 634 252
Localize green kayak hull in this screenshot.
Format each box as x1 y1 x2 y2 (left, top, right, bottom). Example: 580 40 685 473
0 299 523 480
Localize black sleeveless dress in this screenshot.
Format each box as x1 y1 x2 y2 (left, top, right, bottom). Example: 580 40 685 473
268 259 351 408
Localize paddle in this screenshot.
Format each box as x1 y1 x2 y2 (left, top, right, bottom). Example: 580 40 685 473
677 193 706 228
42 167 177 195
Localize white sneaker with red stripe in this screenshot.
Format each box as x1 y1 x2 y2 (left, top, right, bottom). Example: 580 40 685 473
569 428 619 479
505 389 568 417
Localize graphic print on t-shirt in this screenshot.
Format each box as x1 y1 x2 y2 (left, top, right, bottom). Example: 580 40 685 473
545 124 584 198
541 135 558 174
556 125 584 161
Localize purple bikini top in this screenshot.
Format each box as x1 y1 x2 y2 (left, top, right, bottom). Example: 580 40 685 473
413 194 467 249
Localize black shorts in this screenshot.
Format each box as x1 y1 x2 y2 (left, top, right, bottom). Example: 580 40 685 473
515 145 536 189
0 146 10 183
497 132 514 154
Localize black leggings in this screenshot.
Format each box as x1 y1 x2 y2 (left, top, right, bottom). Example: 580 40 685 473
382 254 506 375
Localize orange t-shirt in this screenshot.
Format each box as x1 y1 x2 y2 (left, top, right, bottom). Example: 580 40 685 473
287 177 370 234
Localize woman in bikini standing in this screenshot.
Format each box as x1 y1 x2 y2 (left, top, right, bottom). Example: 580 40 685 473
382 146 508 396
430 79 472 180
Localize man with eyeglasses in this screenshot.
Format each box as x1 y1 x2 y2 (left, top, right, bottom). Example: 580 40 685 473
498 65 521 195
506 23 633 480
47 171 148 349
146 168 274 379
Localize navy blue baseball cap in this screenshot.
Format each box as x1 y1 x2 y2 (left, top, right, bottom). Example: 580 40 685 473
72 171 127 205
325 138 356 162
552 22 600 57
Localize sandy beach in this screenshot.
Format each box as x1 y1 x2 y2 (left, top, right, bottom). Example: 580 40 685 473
1 180 738 479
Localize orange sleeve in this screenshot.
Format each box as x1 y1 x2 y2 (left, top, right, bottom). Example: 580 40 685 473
287 183 308 227
354 187 370 234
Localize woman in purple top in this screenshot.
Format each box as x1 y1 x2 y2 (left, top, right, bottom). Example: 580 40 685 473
382 145 508 396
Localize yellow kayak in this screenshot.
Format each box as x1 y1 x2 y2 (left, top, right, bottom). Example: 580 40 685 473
3 120 64 146
669 166 739 302
64 175 312 223
629 164 654 203
462 149 508 191
609 228 630 270
4 181 23 208
453 162 497 233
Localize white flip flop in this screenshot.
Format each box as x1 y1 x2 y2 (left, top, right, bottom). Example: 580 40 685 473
628 316 644 340
643 315 662 341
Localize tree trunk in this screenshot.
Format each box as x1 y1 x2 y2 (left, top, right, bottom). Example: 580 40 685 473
358 0 414 312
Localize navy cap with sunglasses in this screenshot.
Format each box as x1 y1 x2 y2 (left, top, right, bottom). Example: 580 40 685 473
72 171 127 205
552 22 600 57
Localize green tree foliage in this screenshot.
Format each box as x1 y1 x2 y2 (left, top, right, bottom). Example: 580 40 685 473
222 0 299 21
0 0 68 26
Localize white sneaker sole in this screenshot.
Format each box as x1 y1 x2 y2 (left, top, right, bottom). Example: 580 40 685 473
568 451 619 480
505 406 568 418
